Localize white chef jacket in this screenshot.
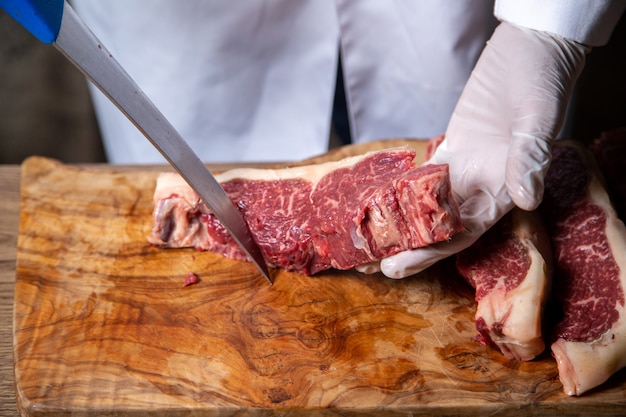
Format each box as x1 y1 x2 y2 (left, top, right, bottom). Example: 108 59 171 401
72 0 624 164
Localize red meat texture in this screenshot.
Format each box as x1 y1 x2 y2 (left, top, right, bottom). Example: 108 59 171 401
149 148 463 275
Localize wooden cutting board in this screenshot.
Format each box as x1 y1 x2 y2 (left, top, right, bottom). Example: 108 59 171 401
13 140 626 416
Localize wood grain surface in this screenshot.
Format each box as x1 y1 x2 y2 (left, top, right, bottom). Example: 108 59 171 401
0 165 21 416
11 140 626 416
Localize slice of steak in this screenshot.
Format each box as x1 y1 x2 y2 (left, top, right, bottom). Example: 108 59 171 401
424 134 553 361
541 140 626 396
149 147 463 275
456 207 553 361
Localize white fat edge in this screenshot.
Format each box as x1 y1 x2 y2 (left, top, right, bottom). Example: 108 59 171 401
154 147 415 192
586 175 626 367
214 147 415 184
503 240 547 343
501 209 551 342
154 172 201 206
550 338 581 396
552 326 622 396
156 171 186 188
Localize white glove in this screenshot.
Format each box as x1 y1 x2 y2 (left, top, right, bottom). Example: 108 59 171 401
372 21 589 278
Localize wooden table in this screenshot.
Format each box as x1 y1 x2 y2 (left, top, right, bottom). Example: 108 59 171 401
0 161 263 416
1 164 22 416
3 153 626 416
0 142 407 416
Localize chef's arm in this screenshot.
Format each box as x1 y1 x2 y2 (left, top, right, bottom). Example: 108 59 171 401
495 0 626 47
365 0 626 279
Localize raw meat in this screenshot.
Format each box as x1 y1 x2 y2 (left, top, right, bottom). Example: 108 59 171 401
424 134 553 362
456 208 553 361
541 140 626 396
183 272 200 287
149 147 463 275
424 133 445 161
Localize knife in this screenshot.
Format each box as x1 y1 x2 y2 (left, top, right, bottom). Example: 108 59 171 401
1 0 272 284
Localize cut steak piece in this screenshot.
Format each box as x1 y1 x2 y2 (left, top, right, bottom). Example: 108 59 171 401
456 207 553 361
424 134 553 362
541 140 626 396
149 147 463 275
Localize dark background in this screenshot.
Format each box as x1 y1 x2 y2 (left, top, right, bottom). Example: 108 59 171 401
0 9 105 164
0 10 624 164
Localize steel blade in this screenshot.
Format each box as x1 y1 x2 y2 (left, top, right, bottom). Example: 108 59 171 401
53 3 271 283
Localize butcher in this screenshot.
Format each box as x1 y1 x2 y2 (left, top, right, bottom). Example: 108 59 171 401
72 0 625 277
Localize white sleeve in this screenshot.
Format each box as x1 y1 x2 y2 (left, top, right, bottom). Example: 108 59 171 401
495 0 626 46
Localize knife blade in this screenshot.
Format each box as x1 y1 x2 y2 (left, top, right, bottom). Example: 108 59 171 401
1 0 272 284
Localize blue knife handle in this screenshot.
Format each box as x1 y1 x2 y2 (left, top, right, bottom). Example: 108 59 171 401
0 0 64 44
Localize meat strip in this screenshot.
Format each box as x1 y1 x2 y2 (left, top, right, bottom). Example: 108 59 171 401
541 140 626 396
456 208 553 361
149 147 463 275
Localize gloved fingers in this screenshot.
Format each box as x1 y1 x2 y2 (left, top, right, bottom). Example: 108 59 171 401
380 189 513 279
499 23 587 211
504 50 581 211
355 260 381 274
505 131 552 211
379 230 479 279
379 23 589 279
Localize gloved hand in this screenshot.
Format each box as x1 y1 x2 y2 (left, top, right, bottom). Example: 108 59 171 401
362 21 589 279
